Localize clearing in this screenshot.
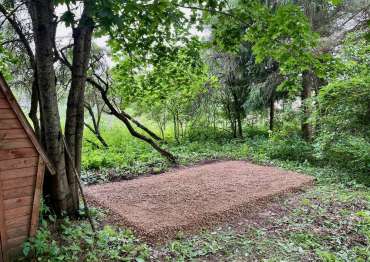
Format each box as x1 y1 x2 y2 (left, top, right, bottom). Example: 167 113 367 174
85 161 314 241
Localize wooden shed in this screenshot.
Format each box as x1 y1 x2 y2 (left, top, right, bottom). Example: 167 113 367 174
0 74 55 261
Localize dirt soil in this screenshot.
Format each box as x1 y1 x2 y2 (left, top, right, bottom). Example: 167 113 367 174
85 161 314 241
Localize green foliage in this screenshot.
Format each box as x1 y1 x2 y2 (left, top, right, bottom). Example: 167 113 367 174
314 134 370 175
91 0 227 61
0 32 14 78
244 3 320 93
318 75 370 135
21 216 149 262
332 31 370 80
264 133 315 163
113 38 211 113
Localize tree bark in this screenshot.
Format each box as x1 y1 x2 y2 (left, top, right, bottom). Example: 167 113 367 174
27 0 72 213
236 113 243 138
64 4 94 212
0 3 41 140
269 99 274 131
29 76 41 139
301 71 314 141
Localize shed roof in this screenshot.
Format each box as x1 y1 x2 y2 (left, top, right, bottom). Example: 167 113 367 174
0 73 56 174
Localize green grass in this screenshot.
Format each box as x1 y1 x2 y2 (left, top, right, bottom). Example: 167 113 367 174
81 120 251 184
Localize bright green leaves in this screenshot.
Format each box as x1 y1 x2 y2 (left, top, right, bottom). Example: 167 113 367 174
245 4 319 80
92 0 226 61
318 75 370 135
0 32 14 79
112 38 212 117
328 0 343 5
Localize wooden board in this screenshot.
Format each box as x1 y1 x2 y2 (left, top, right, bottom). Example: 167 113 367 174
0 75 55 174
30 158 45 236
4 216 28 228
0 109 15 119
4 196 33 210
3 186 34 200
0 157 38 171
2 176 35 191
0 180 8 262
0 232 3 262
5 206 32 221
0 98 9 109
0 138 34 150
6 236 27 249
0 119 21 129
0 148 37 161
6 225 29 240
0 167 36 181
0 129 27 140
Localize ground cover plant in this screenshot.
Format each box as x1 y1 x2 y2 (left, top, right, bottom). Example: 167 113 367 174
21 137 370 261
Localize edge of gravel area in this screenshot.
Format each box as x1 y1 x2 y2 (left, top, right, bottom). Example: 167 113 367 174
88 182 313 243
86 161 314 243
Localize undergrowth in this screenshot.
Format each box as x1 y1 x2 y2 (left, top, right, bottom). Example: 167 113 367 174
20 122 369 261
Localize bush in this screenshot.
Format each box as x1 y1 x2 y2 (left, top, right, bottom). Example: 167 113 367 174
264 133 315 163
314 134 370 174
318 75 370 136
21 218 149 262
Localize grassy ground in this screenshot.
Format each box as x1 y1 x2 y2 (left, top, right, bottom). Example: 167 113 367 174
21 120 369 261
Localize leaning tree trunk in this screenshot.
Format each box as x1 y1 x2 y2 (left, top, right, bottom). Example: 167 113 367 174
65 6 94 213
27 0 72 214
301 71 314 141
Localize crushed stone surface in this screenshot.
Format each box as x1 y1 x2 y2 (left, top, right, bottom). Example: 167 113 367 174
85 161 314 241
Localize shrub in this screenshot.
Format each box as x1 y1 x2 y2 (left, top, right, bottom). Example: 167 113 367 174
314 133 370 174
318 75 370 136
264 133 315 163
21 218 149 262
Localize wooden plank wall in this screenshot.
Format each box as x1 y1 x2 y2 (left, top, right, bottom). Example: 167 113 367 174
0 88 38 260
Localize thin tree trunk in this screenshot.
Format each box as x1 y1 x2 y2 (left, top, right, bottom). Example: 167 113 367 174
27 0 72 214
237 114 243 138
301 71 314 141
123 112 162 141
84 103 109 148
269 99 274 131
84 122 109 148
88 78 177 164
29 77 41 139
65 5 94 212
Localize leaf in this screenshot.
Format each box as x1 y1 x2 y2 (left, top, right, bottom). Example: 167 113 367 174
60 11 75 27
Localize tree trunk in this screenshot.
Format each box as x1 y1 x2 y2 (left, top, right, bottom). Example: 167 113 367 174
236 113 243 138
301 71 314 141
29 76 41 139
231 120 237 138
65 5 94 212
27 0 72 214
269 99 274 131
